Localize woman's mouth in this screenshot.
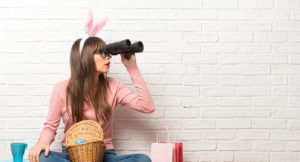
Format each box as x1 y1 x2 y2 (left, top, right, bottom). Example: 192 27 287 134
105 62 110 67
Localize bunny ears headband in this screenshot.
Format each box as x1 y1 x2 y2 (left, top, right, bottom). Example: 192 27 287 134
79 10 108 55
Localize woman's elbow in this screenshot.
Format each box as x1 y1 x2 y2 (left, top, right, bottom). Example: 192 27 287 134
144 106 155 114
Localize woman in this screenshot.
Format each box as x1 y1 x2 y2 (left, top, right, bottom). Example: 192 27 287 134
28 37 155 162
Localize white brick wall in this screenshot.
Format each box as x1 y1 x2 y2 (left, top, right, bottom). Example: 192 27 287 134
0 0 300 161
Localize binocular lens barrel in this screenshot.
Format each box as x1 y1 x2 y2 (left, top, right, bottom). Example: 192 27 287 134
104 39 131 55
130 41 144 53
104 39 144 55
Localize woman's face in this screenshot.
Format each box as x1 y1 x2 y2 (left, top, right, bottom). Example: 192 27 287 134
93 52 112 74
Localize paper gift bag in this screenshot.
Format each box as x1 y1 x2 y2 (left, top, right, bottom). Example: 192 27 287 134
160 142 183 162
150 143 176 162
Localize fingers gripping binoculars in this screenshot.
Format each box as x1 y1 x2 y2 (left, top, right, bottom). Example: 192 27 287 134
99 39 144 57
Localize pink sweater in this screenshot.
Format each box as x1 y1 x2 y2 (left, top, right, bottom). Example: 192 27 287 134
38 64 155 150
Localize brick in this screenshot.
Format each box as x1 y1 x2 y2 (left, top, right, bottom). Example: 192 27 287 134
204 0 238 9
273 22 300 32
169 21 202 32
114 106 164 119
201 108 235 118
166 43 200 53
271 152 300 162
7 119 44 129
292 11 300 20
217 76 252 85
165 108 200 118
237 43 271 53
184 32 218 43
217 119 251 129
219 97 251 107
273 86 300 96
290 55 300 64
165 64 200 75
272 109 300 119
253 55 288 64
147 74 182 85
145 54 181 64
252 119 286 129
288 142 300 151
252 97 287 107
255 11 290 20
238 22 272 32
289 97 300 108
274 0 300 9
254 32 288 42
169 0 202 8
253 141 286 151
237 65 270 75
252 76 287 86
183 10 218 20
199 151 233 161
217 141 250 151
237 130 269 140
152 96 182 107
183 119 215 129
183 97 217 107
183 152 198 162
184 141 216 151
236 109 270 117
202 65 235 75
183 54 216 65
271 130 300 140
202 43 236 53
201 87 235 97
203 22 236 32
273 43 300 53
174 130 201 140
219 32 253 42
201 130 234 140
219 10 254 20
288 120 300 130
183 76 218 86
235 152 269 161
115 119 181 130
239 0 273 9
236 86 270 96
271 65 300 74
114 140 148 150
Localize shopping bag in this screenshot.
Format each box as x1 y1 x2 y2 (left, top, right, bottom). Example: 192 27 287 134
160 142 183 162
150 142 176 162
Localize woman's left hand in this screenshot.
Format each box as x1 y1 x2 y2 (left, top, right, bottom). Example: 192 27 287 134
120 52 137 68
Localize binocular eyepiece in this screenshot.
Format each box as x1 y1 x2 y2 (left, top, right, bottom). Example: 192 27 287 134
100 39 144 56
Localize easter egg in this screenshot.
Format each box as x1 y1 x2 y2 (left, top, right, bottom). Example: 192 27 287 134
75 138 86 144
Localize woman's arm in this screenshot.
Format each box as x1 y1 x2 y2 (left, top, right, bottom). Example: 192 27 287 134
38 83 63 145
116 63 155 113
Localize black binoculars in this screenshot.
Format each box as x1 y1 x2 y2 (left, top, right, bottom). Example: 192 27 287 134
99 39 144 57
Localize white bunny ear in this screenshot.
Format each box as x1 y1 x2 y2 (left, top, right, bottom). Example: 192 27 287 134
84 10 93 35
91 16 108 36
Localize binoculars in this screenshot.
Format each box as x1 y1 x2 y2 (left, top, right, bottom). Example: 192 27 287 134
100 39 144 57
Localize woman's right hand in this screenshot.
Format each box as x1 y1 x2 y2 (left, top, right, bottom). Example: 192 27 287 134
28 142 50 162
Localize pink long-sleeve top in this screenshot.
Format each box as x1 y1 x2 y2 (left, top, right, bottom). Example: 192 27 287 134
38 64 155 150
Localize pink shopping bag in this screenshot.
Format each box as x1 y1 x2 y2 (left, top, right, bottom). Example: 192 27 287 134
160 142 183 162
150 143 176 162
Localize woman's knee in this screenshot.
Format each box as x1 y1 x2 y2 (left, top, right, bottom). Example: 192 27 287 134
39 151 48 162
135 154 151 162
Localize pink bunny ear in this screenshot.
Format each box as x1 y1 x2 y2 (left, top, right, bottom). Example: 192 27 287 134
91 16 108 36
84 10 93 35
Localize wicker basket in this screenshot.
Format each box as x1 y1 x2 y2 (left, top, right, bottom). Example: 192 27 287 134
65 120 106 162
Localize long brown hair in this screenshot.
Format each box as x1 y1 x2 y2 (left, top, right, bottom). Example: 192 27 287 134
66 37 112 123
